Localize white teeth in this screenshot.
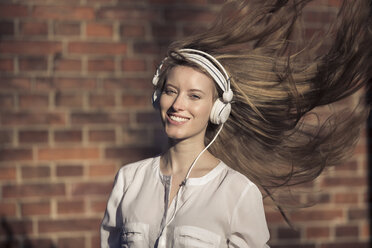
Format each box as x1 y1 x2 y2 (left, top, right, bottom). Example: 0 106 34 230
169 115 188 122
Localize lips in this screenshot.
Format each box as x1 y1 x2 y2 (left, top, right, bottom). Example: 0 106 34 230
167 113 190 124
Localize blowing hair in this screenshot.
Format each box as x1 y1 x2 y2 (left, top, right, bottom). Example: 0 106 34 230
154 0 371 216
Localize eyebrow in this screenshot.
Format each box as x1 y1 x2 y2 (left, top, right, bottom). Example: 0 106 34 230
164 83 206 94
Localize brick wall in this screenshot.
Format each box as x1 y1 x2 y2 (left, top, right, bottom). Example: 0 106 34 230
0 0 369 247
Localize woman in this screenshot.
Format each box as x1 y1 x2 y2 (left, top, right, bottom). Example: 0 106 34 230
101 0 371 247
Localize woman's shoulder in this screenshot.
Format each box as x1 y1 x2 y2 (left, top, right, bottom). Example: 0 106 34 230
220 162 260 194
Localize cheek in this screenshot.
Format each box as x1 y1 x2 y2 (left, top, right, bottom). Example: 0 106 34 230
193 102 214 121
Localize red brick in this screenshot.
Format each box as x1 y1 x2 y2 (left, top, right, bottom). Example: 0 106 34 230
56 164 83 177
91 235 100 248
54 22 81 36
0 58 14 71
57 200 85 214
306 192 331 204
136 112 161 124
0 219 33 235
89 129 115 142
122 59 146 72
55 92 83 107
133 41 161 54
320 242 370 248
19 94 49 108
151 24 177 39
21 201 50 216
23 238 54 248
0 94 14 108
71 182 113 196
1 112 66 126
19 130 48 143
89 93 116 107
264 210 284 224
0 41 62 55
321 176 367 187
2 183 65 198
103 78 149 90
334 192 359 204
306 226 330 239
88 163 117 177
0 202 17 216
38 218 101 233
335 225 359 238
21 166 50 179
105 147 159 161
86 23 113 37
0 167 16 180
68 42 127 55
278 227 301 239
0 148 32 161
54 130 82 143
348 208 367 221
19 57 48 71
334 160 358 171
0 21 14 36
121 24 145 37
97 7 157 20
58 237 85 248
164 7 215 22
54 58 81 72
273 244 316 248
88 58 115 72
121 94 150 108
0 4 28 18
90 199 107 213
38 147 100 160
32 6 95 20
71 112 129 125
0 130 13 144
20 21 48 35
291 209 343 222
0 77 31 90
36 77 96 91
122 128 152 145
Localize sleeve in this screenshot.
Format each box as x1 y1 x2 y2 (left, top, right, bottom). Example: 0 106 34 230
100 168 126 248
228 183 270 248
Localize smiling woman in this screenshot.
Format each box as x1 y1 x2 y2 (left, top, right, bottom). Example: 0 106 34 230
160 66 215 141
100 0 371 247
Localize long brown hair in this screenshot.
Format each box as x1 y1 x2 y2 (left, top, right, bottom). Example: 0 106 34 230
155 0 371 212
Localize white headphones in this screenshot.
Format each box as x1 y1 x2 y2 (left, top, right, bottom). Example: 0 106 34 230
152 48 233 125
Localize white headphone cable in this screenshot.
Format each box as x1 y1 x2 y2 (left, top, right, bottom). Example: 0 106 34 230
162 124 224 228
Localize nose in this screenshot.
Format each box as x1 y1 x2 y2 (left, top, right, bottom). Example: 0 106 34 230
171 93 186 111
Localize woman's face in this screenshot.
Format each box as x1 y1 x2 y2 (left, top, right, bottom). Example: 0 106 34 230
159 65 216 142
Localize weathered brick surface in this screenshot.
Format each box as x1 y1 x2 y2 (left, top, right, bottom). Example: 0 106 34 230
0 0 369 247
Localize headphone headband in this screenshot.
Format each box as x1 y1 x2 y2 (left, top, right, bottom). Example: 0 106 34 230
151 48 233 124
153 48 233 103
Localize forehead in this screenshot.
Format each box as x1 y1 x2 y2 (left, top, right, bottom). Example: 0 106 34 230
166 65 216 92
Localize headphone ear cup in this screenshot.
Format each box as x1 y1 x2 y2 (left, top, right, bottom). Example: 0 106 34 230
152 90 161 109
210 98 231 124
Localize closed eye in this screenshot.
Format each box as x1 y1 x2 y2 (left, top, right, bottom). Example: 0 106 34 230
190 94 201 100
163 88 177 95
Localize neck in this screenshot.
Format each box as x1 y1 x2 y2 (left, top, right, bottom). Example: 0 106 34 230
161 137 208 176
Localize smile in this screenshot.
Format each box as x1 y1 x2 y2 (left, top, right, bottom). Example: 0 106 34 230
168 114 190 123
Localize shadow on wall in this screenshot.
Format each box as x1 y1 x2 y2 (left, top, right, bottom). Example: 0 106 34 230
1 217 56 248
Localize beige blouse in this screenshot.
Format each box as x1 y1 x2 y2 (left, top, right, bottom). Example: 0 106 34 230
100 156 270 247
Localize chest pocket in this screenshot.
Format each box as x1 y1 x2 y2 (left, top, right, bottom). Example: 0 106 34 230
174 225 221 248
121 223 149 248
